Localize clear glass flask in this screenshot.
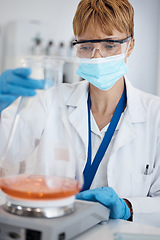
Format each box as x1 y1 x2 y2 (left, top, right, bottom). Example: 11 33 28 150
0 57 83 218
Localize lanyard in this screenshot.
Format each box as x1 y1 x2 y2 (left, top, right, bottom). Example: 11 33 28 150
81 85 127 192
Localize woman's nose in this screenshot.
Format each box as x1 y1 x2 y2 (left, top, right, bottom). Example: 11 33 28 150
92 48 104 58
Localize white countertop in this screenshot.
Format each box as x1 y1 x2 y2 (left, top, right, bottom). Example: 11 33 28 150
74 219 160 240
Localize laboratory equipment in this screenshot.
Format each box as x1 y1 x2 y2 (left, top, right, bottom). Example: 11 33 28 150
31 33 43 55
0 57 83 218
46 41 56 56
0 200 110 240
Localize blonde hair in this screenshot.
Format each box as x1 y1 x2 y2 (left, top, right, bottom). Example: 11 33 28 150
73 0 134 37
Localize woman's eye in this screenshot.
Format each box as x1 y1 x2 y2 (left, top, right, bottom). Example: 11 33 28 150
105 44 116 49
80 47 88 50
80 46 92 51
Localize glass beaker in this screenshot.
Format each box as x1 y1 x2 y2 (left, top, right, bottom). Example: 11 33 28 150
0 57 83 218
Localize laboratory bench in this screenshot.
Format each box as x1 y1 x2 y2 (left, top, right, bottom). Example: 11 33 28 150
74 218 160 240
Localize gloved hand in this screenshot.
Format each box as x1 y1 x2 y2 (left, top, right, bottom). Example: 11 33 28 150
0 68 45 113
76 187 131 220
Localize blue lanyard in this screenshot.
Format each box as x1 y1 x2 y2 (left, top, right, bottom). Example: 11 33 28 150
81 85 127 192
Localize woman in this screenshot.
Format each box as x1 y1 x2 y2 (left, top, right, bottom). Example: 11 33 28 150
0 0 160 227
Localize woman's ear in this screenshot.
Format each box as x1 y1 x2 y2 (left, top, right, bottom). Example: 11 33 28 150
125 38 135 63
127 38 135 57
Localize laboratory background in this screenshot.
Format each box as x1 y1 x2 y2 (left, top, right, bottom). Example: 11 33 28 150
0 0 160 94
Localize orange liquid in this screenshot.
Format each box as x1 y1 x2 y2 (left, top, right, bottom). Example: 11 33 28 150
0 175 80 200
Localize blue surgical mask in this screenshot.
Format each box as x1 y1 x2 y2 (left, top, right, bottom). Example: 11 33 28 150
76 54 128 91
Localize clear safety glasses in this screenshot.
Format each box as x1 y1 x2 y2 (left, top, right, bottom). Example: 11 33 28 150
72 36 132 58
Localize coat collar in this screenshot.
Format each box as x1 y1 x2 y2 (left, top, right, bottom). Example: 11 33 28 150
111 77 147 153
125 77 147 123
65 78 147 152
65 81 89 157
65 80 89 108
66 78 147 122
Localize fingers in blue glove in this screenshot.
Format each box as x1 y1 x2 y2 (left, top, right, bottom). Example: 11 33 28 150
0 95 17 102
76 188 101 202
12 68 31 77
0 68 46 112
5 85 37 97
76 187 131 220
3 69 45 91
12 68 53 89
76 187 118 205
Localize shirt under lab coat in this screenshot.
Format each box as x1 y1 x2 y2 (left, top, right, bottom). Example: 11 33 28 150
1 78 160 228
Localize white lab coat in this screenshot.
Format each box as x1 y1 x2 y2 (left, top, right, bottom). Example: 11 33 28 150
1 78 160 228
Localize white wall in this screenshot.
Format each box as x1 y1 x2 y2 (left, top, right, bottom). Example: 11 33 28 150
127 0 160 95
0 0 80 72
0 0 160 95
0 0 79 41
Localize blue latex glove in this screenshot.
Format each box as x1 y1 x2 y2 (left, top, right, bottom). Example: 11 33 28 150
0 68 45 113
76 187 131 220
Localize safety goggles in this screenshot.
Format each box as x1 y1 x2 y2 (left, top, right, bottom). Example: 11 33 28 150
72 36 132 58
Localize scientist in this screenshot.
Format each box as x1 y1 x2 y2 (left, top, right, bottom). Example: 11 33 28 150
0 0 160 228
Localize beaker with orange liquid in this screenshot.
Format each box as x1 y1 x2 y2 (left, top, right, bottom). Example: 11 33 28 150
0 57 83 218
